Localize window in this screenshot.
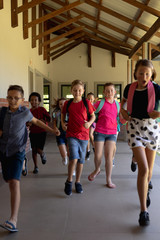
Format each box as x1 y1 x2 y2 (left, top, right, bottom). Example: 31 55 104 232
43 85 50 112
97 84 122 102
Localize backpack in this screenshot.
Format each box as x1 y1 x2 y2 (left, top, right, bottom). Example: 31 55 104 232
0 107 7 130
95 99 121 132
66 97 91 121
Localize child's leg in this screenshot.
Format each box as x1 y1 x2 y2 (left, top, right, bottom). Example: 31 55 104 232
58 144 67 158
32 148 38 167
88 141 104 179
104 141 116 188
68 159 78 182
89 127 95 148
7 179 20 227
132 147 148 212
146 148 156 183
76 162 83 182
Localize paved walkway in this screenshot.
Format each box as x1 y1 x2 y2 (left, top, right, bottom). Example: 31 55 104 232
0 135 160 240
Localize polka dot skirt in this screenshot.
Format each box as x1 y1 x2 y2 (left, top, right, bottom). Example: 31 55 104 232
127 118 160 151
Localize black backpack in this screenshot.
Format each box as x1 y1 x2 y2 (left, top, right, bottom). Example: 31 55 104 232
0 107 7 130
66 98 91 120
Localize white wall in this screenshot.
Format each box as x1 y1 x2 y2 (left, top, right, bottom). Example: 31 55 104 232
0 1 160 104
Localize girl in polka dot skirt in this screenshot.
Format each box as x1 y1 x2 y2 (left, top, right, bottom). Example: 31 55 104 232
121 59 160 226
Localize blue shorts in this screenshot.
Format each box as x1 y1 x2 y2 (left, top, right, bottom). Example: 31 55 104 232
56 131 67 146
67 137 88 164
94 132 117 142
0 150 25 181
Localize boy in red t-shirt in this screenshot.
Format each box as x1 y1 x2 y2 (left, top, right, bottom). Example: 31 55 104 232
61 80 95 195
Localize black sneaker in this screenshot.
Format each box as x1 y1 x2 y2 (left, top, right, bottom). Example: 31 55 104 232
148 181 153 190
85 151 90 161
139 211 150 226
41 152 47 164
33 167 39 174
146 191 151 208
131 161 137 172
75 182 83 193
64 180 72 196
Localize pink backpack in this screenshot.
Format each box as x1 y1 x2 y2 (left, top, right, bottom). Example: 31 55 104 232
127 81 155 115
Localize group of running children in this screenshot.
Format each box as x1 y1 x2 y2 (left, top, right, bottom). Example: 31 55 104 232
0 59 160 232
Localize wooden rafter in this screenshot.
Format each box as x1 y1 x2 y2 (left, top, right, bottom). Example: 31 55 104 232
26 0 84 29
49 32 84 54
23 0 29 39
0 0 3 9
122 0 160 17
41 26 84 47
129 17 160 58
35 14 83 40
95 0 102 34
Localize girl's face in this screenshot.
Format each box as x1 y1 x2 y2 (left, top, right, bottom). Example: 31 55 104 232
135 66 152 89
30 96 40 108
59 100 66 110
87 95 95 104
71 84 84 101
103 86 116 101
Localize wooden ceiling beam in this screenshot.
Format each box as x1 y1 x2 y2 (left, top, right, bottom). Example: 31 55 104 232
41 26 84 47
0 0 3 9
35 14 83 40
50 38 82 57
23 0 29 39
38 4 43 55
129 17 160 58
11 0 18 27
48 32 84 53
122 0 160 17
17 0 45 13
84 38 130 56
84 0 160 38
26 0 84 29
51 40 82 61
95 0 102 33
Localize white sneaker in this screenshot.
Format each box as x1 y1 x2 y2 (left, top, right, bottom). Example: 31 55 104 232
62 157 68 166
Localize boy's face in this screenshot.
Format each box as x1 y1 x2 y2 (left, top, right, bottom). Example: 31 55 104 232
103 85 116 100
87 94 95 104
71 84 84 100
7 90 24 112
30 96 40 108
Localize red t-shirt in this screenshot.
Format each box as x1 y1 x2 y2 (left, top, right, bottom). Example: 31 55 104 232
30 106 51 133
62 99 95 140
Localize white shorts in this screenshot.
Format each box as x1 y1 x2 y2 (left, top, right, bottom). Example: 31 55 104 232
127 118 160 151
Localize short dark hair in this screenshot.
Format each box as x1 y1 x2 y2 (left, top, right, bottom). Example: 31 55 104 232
104 82 115 90
87 92 95 97
29 92 41 102
8 85 24 97
134 59 156 80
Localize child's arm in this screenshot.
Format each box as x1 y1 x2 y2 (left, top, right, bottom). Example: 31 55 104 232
148 110 160 119
83 112 95 129
61 112 67 131
53 118 60 135
31 117 60 135
120 98 131 121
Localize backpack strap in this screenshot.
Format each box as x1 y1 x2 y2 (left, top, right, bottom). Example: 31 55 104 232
66 99 73 113
95 98 105 114
115 100 120 132
127 81 155 115
0 107 8 130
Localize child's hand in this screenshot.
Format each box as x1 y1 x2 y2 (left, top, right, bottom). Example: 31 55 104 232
148 110 160 119
62 122 68 131
120 109 131 121
53 127 60 136
83 120 90 129
26 121 32 127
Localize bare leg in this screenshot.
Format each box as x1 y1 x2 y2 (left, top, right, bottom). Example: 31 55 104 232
89 127 95 148
6 179 20 228
132 147 148 212
88 141 104 179
68 159 77 182
146 148 156 183
76 162 83 182
104 141 116 188
58 144 67 159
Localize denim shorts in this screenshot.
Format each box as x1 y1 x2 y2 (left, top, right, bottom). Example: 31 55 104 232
67 137 88 164
56 131 67 146
0 150 25 181
94 132 117 142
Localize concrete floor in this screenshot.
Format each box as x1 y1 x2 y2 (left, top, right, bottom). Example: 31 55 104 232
1 135 160 240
